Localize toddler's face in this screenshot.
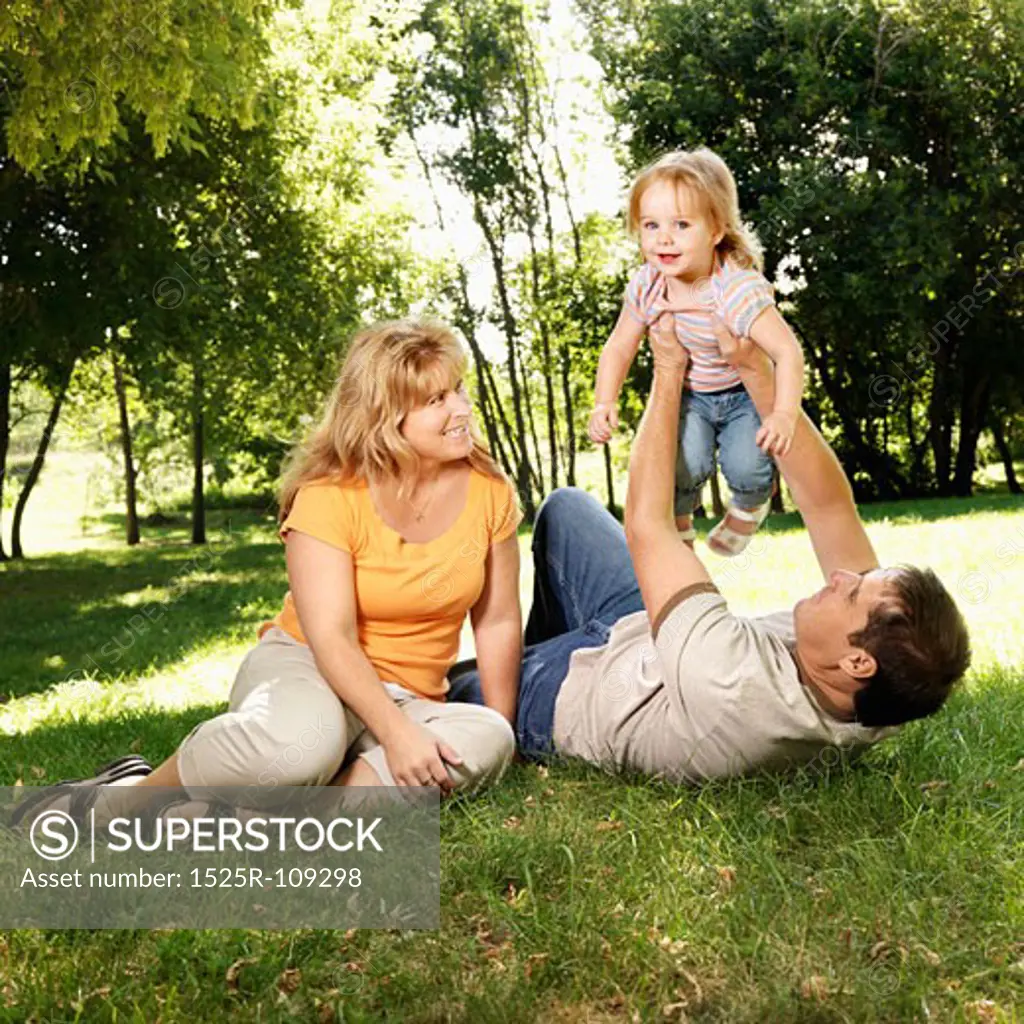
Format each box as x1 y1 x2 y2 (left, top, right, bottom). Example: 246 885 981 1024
638 180 723 282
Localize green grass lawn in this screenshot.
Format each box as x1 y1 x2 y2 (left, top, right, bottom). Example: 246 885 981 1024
1 470 1022 1022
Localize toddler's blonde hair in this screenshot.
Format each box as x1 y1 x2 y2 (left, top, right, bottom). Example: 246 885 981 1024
626 147 764 271
279 319 506 519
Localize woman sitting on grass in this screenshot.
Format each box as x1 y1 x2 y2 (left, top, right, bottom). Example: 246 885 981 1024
17 319 521 822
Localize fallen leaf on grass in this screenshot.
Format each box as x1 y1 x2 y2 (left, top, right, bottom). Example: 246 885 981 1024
964 1000 998 1023
225 957 258 991
277 968 301 995
920 780 949 792
595 820 623 833
524 952 549 979
658 936 688 956
715 866 736 893
130 737 143 753
800 976 830 1002
316 1002 336 1024
869 940 909 964
502 816 522 830
30 766 45 779
1012 758 1024 772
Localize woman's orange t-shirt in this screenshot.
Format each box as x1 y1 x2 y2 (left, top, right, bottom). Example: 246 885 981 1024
261 467 522 700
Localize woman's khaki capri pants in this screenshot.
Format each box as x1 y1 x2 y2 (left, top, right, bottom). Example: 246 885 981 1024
177 627 515 794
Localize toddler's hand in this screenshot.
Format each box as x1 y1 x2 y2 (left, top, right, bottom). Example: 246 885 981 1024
588 402 619 444
756 409 798 457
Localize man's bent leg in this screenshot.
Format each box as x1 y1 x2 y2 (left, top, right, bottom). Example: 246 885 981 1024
526 488 644 644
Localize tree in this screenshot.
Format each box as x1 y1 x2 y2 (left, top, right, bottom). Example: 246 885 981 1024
580 0 1024 498
391 0 598 519
1 0 275 175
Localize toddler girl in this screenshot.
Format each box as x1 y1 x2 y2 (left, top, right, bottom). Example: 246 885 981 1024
588 148 805 555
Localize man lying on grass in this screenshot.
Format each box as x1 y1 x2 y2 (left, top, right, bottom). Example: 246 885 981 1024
456 313 971 781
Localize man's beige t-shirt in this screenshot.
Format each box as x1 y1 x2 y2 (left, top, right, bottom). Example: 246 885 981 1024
551 583 897 782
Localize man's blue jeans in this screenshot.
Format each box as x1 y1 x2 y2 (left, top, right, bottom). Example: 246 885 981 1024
446 488 645 758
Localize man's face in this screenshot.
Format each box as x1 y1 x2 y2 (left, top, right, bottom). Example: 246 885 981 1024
794 568 903 707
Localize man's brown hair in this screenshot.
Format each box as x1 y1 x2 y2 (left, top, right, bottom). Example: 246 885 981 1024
850 566 971 727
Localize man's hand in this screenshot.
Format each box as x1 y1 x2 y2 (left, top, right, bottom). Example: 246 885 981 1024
756 408 797 457
648 312 689 375
712 314 764 370
709 316 879 580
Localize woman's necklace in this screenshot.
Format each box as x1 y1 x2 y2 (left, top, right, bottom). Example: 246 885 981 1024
408 476 440 522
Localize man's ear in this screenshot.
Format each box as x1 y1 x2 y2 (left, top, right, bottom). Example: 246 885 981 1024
839 648 877 681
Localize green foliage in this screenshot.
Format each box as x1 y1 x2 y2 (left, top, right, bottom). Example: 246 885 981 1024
580 0 1024 499
0 0 276 174
1 0 426 539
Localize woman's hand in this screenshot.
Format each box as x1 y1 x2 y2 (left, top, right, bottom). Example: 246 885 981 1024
647 312 689 375
383 719 463 792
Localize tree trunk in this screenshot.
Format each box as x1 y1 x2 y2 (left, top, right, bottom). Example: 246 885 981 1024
0 360 10 561
796 324 911 497
709 470 725 517
112 350 140 545
990 413 1021 494
602 442 618 518
476 203 535 520
929 344 954 495
560 345 576 486
11 364 73 559
952 372 989 497
519 346 546 495
407 132 515 482
191 360 206 545
524 233 559 490
770 466 785 513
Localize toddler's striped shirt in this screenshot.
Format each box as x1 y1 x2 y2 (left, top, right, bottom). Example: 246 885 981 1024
624 255 775 393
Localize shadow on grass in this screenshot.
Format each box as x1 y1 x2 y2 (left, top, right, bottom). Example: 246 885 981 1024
0 704 220 785
717 491 1024 535
4 664 1019 793
0 535 285 702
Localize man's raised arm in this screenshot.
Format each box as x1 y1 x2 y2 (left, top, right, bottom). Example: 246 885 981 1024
624 315 714 633
712 318 878 580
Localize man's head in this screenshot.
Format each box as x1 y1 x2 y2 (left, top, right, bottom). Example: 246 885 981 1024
794 566 971 727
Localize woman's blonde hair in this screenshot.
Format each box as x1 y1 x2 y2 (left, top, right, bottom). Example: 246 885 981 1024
279 319 507 520
626 147 764 271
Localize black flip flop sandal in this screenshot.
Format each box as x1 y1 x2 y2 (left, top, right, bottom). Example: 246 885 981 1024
9 755 153 829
